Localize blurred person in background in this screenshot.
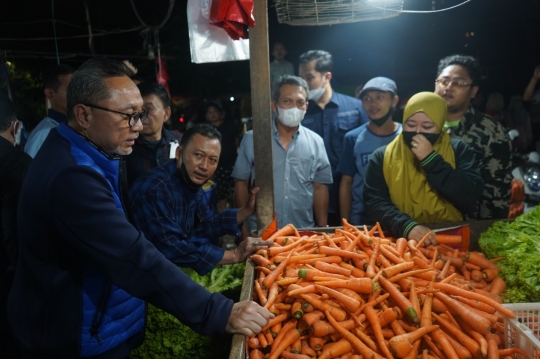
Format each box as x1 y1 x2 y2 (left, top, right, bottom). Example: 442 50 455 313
0 94 30 359
434 54 512 219
24 64 74 158
299 50 368 226
204 102 240 210
270 42 295 91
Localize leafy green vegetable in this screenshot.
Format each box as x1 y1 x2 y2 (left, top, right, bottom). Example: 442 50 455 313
479 207 540 303
130 263 245 359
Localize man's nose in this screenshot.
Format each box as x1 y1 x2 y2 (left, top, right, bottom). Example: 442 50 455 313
199 158 208 170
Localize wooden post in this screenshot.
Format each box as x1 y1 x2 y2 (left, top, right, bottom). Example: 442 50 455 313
229 0 273 358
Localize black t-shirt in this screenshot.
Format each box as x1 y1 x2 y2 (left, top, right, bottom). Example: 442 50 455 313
213 120 239 167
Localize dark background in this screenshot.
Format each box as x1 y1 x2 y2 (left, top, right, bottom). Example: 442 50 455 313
1 0 540 128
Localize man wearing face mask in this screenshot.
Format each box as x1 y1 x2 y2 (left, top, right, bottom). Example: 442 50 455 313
0 94 30 358
129 124 271 275
299 50 368 226
233 75 332 231
336 77 402 225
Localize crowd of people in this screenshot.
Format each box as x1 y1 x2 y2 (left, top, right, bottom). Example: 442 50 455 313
0 47 539 358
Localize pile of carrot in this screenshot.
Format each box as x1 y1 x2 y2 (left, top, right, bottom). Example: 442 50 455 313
247 221 526 359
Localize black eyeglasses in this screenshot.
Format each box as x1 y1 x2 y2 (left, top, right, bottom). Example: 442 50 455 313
435 79 473 89
84 104 149 127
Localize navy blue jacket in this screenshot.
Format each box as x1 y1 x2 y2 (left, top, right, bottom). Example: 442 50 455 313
8 123 233 358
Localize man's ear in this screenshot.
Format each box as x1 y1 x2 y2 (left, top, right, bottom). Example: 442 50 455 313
72 104 91 130
392 95 400 107
175 145 182 160
325 72 332 82
164 106 172 124
470 85 479 99
271 99 278 114
44 88 55 101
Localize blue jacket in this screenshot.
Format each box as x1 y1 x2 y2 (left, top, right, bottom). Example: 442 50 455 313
8 123 233 358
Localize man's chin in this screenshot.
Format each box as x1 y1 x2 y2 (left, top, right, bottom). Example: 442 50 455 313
113 147 133 156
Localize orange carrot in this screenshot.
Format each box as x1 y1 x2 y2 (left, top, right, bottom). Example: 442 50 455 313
364 305 394 359
279 352 312 359
298 268 349 281
247 336 259 349
251 254 272 268
465 252 499 270
471 269 483 282
270 318 298 356
291 299 304 320
431 328 459 359
301 310 324 327
318 246 368 260
314 261 350 276
257 332 268 348
378 307 399 327
314 277 375 294
268 328 301 359
300 294 347 321
379 244 406 264
378 276 419 324
301 339 317 357
453 295 496 314
298 255 343 264
339 261 365 278
482 268 500 281
366 238 380 278
434 234 462 245
318 338 352 359
315 285 361 313
261 312 290 332
497 348 531 359
432 312 481 357
267 239 303 258
324 310 384 359
254 280 267 305
409 281 421 320
262 250 294 289
395 237 408 256
267 223 297 242
433 292 491 335
486 333 498 359
442 331 472 359
308 335 326 351
382 262 414 278
388 268 431 283
264 282 280 308
416 231 434 248
489 277 506 295
388 325 439 358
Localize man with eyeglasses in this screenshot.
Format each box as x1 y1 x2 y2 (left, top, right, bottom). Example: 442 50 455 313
8 58 273 359
434 54 512 219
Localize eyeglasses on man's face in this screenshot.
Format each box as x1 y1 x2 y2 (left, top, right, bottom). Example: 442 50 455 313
84 104 149 127
435 79 473 89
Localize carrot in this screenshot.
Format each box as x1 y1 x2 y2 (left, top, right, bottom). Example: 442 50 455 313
396 237 408 256
339 261 365 278
267 223 297 242
261 312 290 332
308 335 326 351
270 318 298 357
435 234 462 245
433 292 491 335
498 348 531 359
251 254 272 268
423 334 445 359
324 310 384 359
298 255 343 264
264 282 280 308
481 267 499 281
489 277 506 295
276 277 299 286
268 328 301 359
247 336 259 349
249 348 263 359
318 338 352 359
270 322 282 338
378 276 419 324
416 231 434 248
257 332 268 348
287 285 317 297
379 244 406 264
486 333 498 359
301 310 324 327
314 277 375 294
267 238 304 258
364 305 394 359
465 252 499 270
440 259 453 278
301 339 317 357
279 352 312 359
388 325 439 358
254 280 267 305
262 249 294 289
300 294 347 321
409 281 421 321
431 328 460 359
471 269 483 282
443 331 472 359
318 246 368 260
298 268 349 281
382 262 414 278
378 307 399 327
291 299 304 320
432 312 481 357
366 238 380 278
314 261 351 276
453 295 496 314
311 318 356 337
315 285 361 313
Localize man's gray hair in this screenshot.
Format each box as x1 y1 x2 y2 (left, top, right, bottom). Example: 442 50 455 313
66 57 133 122
272 75 309 102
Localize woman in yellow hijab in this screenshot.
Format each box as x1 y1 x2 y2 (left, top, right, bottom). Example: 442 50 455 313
364 92 483 244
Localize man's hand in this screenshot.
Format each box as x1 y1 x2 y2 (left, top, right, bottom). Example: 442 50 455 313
236 187 259 224
234 237 273 263
225 301 274 336
407 225 437 246
410 134 433 161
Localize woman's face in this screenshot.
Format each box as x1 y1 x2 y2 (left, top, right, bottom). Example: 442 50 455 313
403 112 438 134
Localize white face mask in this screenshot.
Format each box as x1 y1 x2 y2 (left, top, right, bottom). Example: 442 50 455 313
307 74 327 101
277 106 305 128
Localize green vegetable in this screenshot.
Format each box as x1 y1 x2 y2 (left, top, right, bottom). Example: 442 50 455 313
479 207 540 303
130 263 245 359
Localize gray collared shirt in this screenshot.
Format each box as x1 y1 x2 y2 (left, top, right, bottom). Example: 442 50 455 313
232 120 332 230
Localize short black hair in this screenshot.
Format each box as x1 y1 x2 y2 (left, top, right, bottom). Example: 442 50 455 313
67 57 132 121
437 55 482 86
299 50 333 73
43 64 75 91
137 82 170 108
204 102 222 114
0 94 16 132
180 123 222 148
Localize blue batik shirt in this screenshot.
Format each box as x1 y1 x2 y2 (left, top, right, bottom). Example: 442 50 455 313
129 160 242 275
301 91 368 214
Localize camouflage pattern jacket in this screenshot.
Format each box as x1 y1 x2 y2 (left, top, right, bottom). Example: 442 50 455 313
445 105 513 219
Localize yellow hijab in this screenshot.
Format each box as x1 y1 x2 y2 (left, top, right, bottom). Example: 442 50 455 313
382 92 462 223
